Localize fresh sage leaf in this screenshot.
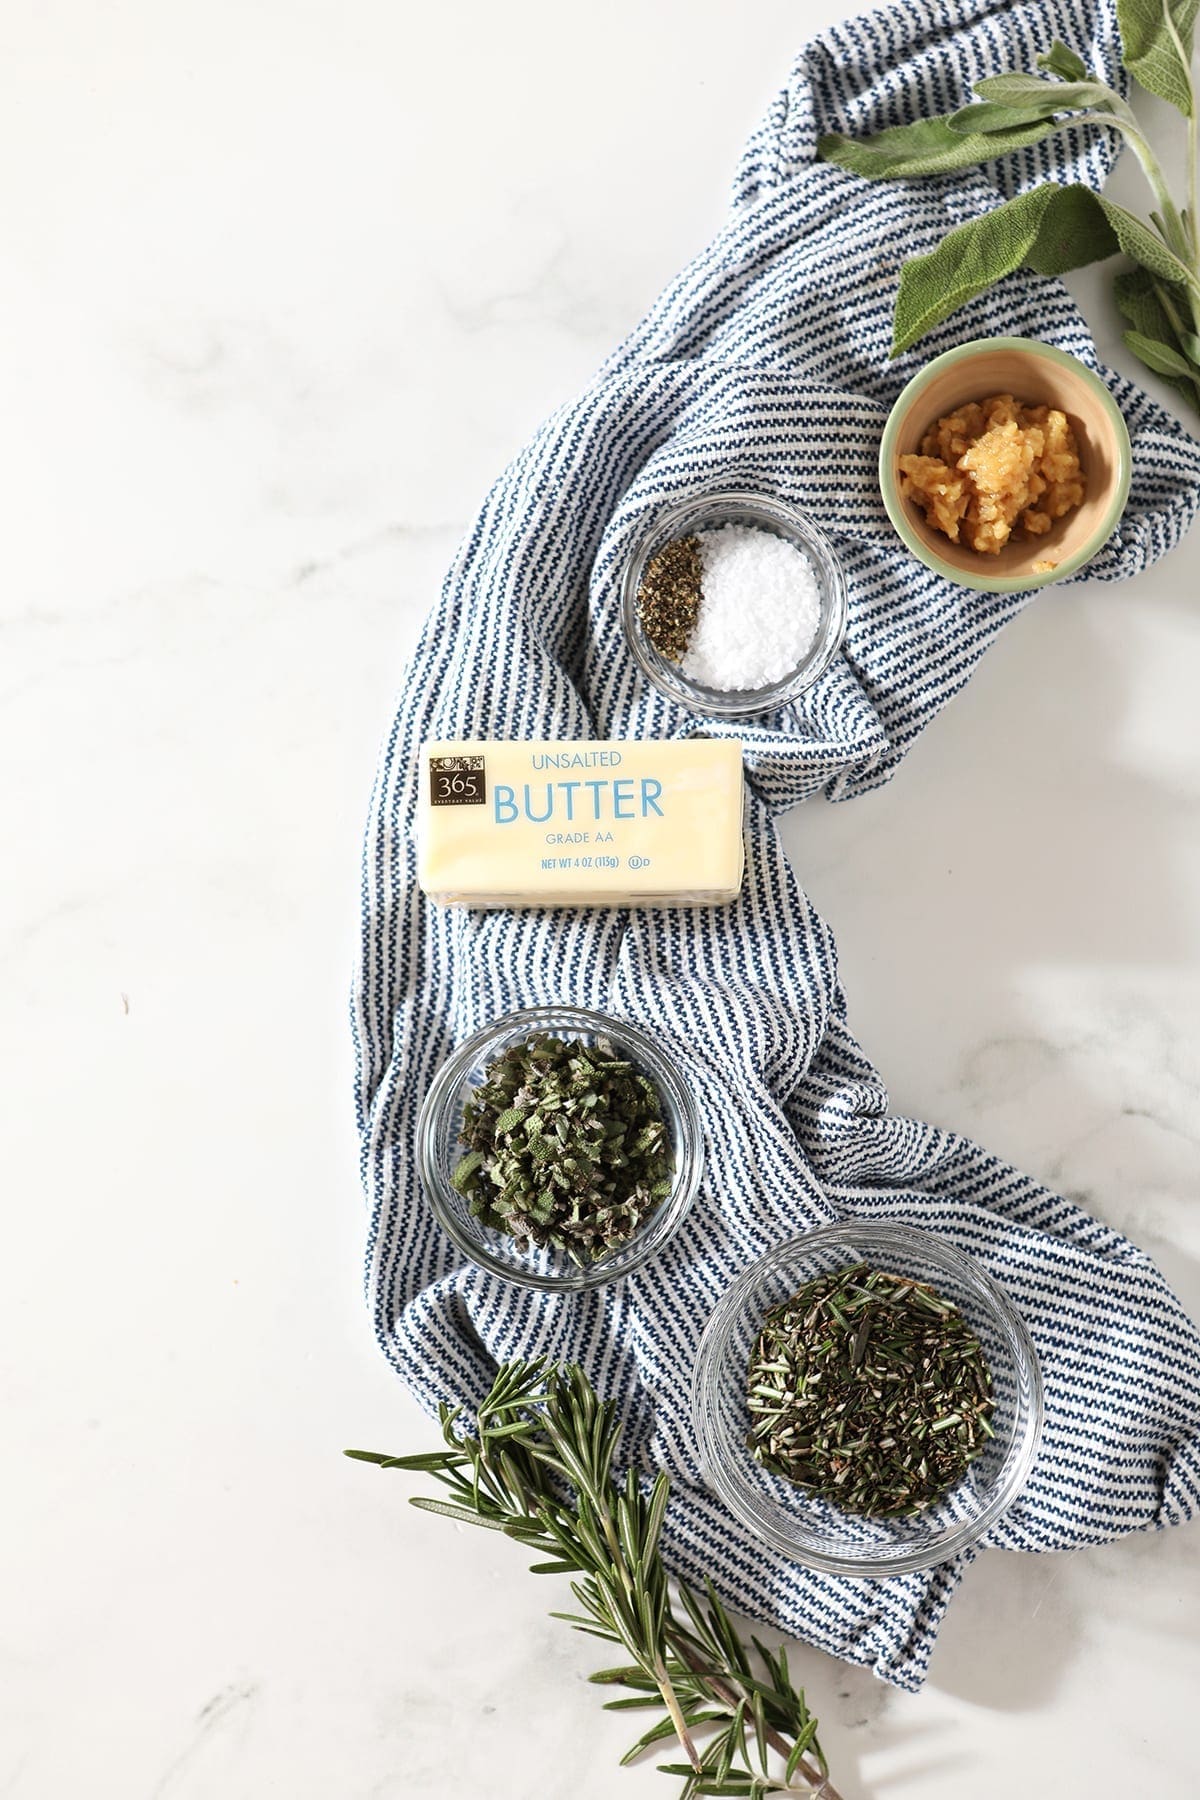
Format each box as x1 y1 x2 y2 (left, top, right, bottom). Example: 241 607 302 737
1117 0 1198 116
1116 269 1193 397
821 73 1132 177
1122 327 1198 375
1116 268 1200 387
818 113 1071 180
1037 40 1091 82
947 99 1077 135
972 73 1125 115
1096 194 1200 282
891 182 1194 355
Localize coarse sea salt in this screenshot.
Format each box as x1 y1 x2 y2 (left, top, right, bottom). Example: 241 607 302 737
680 523 822 692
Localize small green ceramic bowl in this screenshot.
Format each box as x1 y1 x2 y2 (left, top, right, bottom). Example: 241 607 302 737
879 337 1132 594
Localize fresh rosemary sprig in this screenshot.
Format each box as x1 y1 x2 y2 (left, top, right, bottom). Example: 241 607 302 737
347 1359 843 1800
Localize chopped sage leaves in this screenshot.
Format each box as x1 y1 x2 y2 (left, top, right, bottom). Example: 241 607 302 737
452 1032 674 1263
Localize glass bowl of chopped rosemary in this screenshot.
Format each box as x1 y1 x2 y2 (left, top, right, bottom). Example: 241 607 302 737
619 491 848 719
416 1005 703 1291
691 1220 1043 1576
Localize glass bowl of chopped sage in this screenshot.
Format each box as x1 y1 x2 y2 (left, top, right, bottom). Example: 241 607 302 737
692 1220 1043 1576
619 491 848 719
417 1005 703 1291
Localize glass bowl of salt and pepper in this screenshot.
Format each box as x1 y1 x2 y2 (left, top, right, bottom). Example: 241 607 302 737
691 1220 1043 1576
620 492 848 718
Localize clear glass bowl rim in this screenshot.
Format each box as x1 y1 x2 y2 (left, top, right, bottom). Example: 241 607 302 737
619 489 849 719
416 1004 704 1293
691 1219 1045 1577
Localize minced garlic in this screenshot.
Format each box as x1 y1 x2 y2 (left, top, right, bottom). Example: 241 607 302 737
898 394 1085 555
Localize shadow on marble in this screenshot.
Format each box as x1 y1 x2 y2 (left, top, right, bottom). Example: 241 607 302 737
788 583 1199 1271
803 1653 968 1800
923 1548 1082 1712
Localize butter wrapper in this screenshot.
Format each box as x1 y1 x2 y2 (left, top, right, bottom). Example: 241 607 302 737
417 739 744 908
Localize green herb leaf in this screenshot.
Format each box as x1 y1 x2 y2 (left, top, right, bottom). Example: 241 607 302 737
716 1702 743 1781
1117 0 1199 116
817 113 1067 180
823 67 1131 171
492 1105 528 1134
1097 194 1200 281
972 72 1122 113
449 1149 485 1193
1037 40 1092 82
1113 263 1178 339
1122 327 1198 374
408 1495 509 1529
341 1447 462 1472
892 182 1194 355
620 1711 695 1765
946 99 1075 135
589 1665 659 1687
785 1719 821 1783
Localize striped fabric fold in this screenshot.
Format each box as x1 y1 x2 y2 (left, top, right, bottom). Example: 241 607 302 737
353 0 1200 1688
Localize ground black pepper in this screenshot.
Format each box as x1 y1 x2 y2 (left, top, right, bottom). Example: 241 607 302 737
636 534 703 662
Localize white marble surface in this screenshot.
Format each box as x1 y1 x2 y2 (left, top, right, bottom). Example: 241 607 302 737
4 2 1199 1795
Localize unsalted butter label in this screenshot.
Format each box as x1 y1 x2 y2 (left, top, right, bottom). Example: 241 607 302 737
417 738 745 908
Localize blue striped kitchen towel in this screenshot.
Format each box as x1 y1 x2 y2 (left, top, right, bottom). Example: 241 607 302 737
353 0 1200 1690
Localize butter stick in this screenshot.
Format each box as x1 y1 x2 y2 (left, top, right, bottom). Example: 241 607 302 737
417 739 745 907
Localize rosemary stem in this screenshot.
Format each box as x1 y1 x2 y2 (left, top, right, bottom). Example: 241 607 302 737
593 1486 702 1774
653 1651 704 1774
669 1631 844 1799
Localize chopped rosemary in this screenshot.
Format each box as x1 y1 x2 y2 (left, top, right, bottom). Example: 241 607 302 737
451 1032 675 1264
747 1263 995 1517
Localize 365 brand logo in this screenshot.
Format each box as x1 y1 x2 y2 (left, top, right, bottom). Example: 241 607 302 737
429 754 486 807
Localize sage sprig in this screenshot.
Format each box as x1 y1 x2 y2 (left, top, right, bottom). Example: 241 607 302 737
818 3 1200 406
347 1359 843 1800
